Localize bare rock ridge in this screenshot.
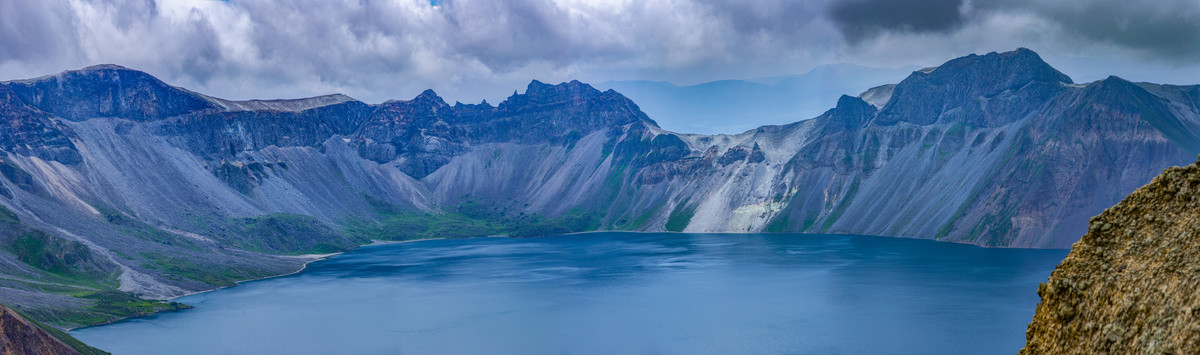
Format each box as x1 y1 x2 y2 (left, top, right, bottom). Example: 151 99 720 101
0 304 99 355
1022 157 1200 354
2 48 1200 330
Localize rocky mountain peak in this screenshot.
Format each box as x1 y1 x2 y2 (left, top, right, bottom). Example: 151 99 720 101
834 94 874 113
78 63 133 72
2 64 216 121
816 95 876 133
509 80 604 107
376 89 452 120
923 47 1072 86
874 48 1073 126
1074 75 1200 153
412 89 448 107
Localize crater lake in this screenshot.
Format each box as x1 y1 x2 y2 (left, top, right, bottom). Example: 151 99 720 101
72 232 1067 354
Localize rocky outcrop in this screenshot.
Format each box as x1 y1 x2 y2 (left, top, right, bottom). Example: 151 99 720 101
0 304 87 355
0 86 79 164
1022 157 1200 354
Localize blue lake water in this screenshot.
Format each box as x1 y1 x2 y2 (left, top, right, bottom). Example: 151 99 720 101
72 232 1067 354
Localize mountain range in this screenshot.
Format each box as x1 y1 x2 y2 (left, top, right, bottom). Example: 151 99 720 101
2 48 1199 328
595 63 917 134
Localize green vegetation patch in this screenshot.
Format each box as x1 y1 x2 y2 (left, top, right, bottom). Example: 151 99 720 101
196 213 367 255
764 212 790 233
346 197 602 241
33 290 193 328
0 158 36 194
821 178 861 232
138 252 270 287
213 160 269 195
8 231 117 287
615 199 666 230
345 210 504 241
0 203 20 226
511 209 601 237
664 202 696 232
101 208 203 252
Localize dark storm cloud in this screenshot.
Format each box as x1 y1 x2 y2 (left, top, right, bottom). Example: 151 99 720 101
1 0 1198 107
984 0 1200 60
828 0 965 42
828 0 1200 62
440 0 576 70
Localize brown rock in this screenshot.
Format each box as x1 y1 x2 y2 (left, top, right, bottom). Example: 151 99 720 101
0 304 82 355
1022 156 1200 354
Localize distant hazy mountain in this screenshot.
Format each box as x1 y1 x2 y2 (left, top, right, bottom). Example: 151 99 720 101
596 64 918 134
2 49 1199 329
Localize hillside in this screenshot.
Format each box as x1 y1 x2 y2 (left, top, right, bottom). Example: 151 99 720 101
1022 157 1200 353
1 48 1199 328
0 304 105 355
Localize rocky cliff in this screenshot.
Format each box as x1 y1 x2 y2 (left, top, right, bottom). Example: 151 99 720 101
1 48 1199 329
1022 157 1200 354
0 304 103 355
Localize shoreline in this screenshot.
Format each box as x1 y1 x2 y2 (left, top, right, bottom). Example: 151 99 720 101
553 230 1071 250
68 236 464 331
163 236 469 301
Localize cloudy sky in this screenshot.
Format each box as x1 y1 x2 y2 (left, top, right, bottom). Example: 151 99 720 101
2 0 1199 105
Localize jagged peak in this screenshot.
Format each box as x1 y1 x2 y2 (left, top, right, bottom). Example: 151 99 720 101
498 80 612 110
835 94 871 109
811 95 876 134
522 79 600 98
412 89 448 106
451 98 495 110
1096 75 1131 85
526 79 551 91
1080 75 1149 97
382 89 448 108
832 95 875 118
922 47 1073 85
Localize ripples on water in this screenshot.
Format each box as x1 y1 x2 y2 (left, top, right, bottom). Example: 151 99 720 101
73 233 1067 354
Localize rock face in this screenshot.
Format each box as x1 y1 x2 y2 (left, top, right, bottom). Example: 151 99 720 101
2 48 1200 328
0 304 84 355
1022 157 1200 354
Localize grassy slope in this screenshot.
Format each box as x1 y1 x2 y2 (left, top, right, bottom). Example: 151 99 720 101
1 204 190 329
